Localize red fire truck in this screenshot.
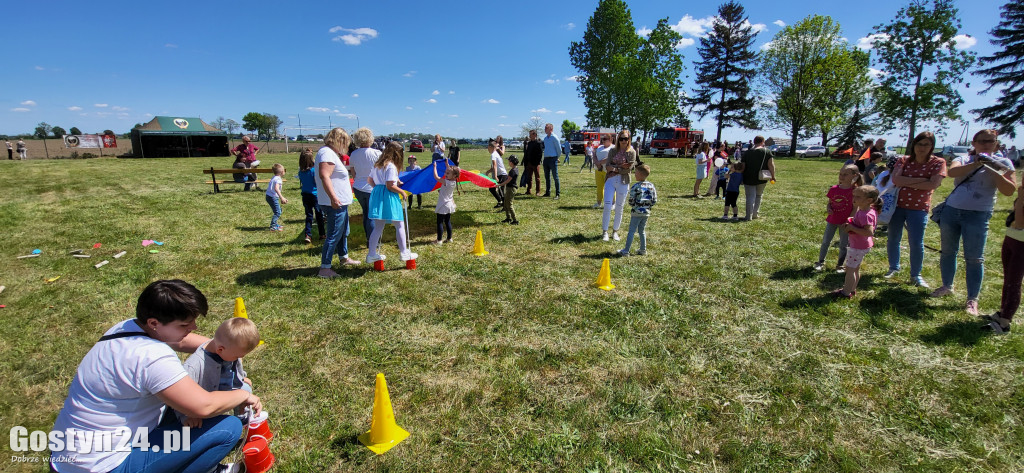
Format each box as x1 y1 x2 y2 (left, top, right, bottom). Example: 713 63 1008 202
649 127 704 157
568 128 615 154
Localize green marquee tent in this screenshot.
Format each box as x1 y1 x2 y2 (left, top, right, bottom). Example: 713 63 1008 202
130 116 230 158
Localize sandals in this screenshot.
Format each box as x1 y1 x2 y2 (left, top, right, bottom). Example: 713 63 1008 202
980 312 1012 335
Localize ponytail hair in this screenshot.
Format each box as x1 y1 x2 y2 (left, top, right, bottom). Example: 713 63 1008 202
858 185 882 212
841 164 864 187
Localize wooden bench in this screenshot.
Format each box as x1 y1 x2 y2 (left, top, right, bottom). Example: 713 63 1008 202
203 168 285 193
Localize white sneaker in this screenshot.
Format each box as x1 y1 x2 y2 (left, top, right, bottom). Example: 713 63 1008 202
612 231 620 241
883 269 899 279
400 252 418 261
617 249 629 257
813 262 824 271
215 463 243 473
602 232 609 241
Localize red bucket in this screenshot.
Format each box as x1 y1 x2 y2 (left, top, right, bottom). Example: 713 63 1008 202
247 411 274 443
243 437 275 473
373 259 385 271
405 258 416 270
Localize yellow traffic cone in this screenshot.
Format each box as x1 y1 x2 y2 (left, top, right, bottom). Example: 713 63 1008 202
358 373 410 455
234 297 265 345
594 258 615 291
472 230 489 256
234 297 248 318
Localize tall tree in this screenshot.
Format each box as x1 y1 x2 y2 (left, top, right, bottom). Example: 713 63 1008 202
871 0 975 149
224 119 240 136
69 127 82 136
691 1 759 143
263 113 283 138
34 122 52 139
520 116 545 140
561 119 580 138
759 15 847 156
242 112 265 136
971 0 1024 138
51 126 67 138
809 48 873 148
569 0 641 129
627 17 685 137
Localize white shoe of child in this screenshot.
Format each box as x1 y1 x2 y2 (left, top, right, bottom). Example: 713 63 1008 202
612 231 620 241
400 251 418 261
602 232 609 241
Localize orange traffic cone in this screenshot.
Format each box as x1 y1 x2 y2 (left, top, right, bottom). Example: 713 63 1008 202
594 258 615 291
472 230 489 256
358 373 410 455
234 297 265 346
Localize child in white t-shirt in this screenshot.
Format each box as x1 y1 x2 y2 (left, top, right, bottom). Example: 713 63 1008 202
433 161 460 244
266 163 288 231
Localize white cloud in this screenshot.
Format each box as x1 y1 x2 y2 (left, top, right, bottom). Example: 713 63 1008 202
94 103 108 108
869 68 886 79
499 115 507 119
11 108 30 112
34 66 44 70
431 90 440 95
671 15 716 37
112 106 129 111
556 110 566 114
565 75 579 82
544 79 557 84
448 114 459 118
382 120 395 126
531 107 552 113
307 106 331 112
637 27 653 37
333 109 340 113
405 106 413 110
20 100 36 106
448 90 455 94
564 22 575 30
483 98 500 104
677 38 696 49
337 113 358 120
953 34 977 49
856 33 889 50
165 43 177 48
773 20 786 28
426 98 437 103
403 71 416 77
760 40 776 51
352 93 359 98
743 20 767 34
67 106 82 111
329 27 379 45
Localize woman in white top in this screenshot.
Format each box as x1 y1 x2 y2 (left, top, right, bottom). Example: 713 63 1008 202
431 134 445 161
350 128 382 249
50 280 260 473
315 128 361 278
693 142 710 197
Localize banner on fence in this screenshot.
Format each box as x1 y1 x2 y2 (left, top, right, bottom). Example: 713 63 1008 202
64 134 117 149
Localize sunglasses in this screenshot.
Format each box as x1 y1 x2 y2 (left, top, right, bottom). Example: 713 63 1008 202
618 137 629 141
976 139 997 144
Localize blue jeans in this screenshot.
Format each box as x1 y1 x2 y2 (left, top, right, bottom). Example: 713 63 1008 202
886 207 929 278
320 204 351 268
302 192 325 237
107 415 242 473
623 215 648 253
265 195 281 229
353 189 375 244
543 157 560 195
938 205 993 299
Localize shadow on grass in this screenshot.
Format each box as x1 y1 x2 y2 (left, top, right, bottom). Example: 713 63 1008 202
549 233 602 244
579 251 622 260
558 205 595 211
778 293 844 310
244 241 291 249
857 286 933 320
919 319 988 347
236 265 368 286
236 226 273 232
770 266 816 281
329 432 365 462
694 216 742 224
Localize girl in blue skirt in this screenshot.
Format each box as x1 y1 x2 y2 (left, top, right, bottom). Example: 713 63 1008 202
366 142 418 263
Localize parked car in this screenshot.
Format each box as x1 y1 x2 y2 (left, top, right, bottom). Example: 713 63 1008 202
942 145 970 161
409 139 424 152
773 145 791 155
797 145 827 157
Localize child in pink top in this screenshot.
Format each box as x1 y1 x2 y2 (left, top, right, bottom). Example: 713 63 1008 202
833 185 882 299
815 165 862 271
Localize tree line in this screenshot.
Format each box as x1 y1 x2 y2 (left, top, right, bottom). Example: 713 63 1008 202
569 0 1024 155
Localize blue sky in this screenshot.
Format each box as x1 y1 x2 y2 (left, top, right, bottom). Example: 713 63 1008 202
1 0 1011 145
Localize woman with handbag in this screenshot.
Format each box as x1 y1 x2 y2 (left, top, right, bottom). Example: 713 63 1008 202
885 132 946 288
930 129 1018 316
739 135 775 220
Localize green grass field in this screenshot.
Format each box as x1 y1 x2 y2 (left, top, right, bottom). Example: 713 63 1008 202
1 151 1022 472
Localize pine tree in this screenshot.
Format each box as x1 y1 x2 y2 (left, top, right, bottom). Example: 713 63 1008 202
690 1 759 143
971 0 1024 138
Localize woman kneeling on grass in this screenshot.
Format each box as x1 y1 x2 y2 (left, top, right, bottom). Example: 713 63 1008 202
50 280 260 473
